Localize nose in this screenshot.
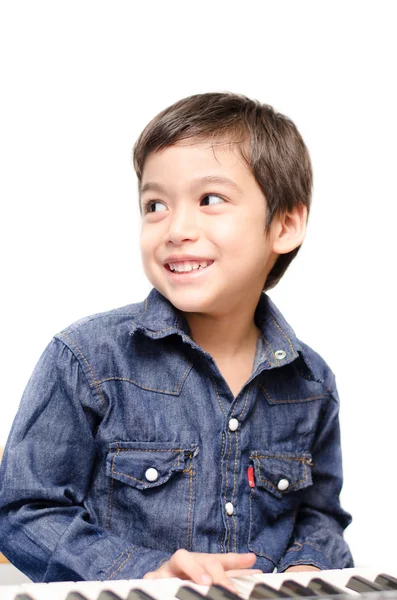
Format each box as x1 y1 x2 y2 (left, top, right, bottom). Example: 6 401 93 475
166 204 199 245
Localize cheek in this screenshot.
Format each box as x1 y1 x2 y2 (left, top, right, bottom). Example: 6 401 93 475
216 216 265 252
140 228 155 255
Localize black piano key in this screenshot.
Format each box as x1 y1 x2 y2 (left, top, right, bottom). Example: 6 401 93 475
375 574 397 591
206 583 242 600
126 589 159 600
176 584 207 600
65 593 89 600
250 582 293 599
97 591 124 600
279 580 319 597
306 578 346 596
346 576 385 593
13 595 36 600
176 585 208 600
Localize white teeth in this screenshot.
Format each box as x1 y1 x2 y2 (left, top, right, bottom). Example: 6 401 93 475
168 260 210 273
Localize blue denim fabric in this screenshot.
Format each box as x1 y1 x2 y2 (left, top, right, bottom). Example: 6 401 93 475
0 288 353 582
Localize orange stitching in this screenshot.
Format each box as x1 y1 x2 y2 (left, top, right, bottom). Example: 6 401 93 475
324 372 335 394
93 361 192 395
254 460 309 493
110 448 188 485
302 540 326 554
112 470 148 485
131 297 188 334
250 454 312 463
259 334 278 366
107 548 137 580
110 448 184 453
57 332 106 410
131 297 148 329
186 465 193 550
224 430 233 552
106 443 120 530
103 548 127 577
253 549 277 562
260 384 326 404
152 326 180 334
267 312 297 357
219 432 226 553
231 427 239 552
232 514 237 553
286 542 304 553
210 373 227 417
237 384 251 420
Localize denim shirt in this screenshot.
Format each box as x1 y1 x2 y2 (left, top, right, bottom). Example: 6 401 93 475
0 288 353 582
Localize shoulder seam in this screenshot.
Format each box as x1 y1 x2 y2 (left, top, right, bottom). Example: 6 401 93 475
59 305 143 336
54 333 107 412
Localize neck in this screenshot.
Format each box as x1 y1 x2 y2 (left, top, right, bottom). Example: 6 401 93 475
183 296 261 361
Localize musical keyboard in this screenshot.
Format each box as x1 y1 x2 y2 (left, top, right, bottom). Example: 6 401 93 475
1 568 397 600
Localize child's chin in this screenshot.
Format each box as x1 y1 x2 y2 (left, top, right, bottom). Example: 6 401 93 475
167 292 214 314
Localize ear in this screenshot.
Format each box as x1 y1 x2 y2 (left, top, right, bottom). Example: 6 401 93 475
270 204 307 255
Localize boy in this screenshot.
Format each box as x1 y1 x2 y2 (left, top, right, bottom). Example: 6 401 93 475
0 92 353 589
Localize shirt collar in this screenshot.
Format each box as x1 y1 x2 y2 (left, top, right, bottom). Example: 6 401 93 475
130 287 306 370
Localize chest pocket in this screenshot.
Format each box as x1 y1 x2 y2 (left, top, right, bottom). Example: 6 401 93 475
248 451 313 562
105 441 198 553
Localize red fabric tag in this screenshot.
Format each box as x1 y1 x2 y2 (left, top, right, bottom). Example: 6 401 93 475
247 466 255 488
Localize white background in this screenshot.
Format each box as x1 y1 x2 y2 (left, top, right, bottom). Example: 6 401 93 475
1 0 396 573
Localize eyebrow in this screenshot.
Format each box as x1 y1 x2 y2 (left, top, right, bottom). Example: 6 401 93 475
140 175 244 197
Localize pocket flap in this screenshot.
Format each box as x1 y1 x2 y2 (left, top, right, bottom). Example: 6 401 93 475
250 451 313 498
106 441 198 490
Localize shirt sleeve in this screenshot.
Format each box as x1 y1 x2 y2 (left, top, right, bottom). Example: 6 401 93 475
277 374 354 572
0 337 171 582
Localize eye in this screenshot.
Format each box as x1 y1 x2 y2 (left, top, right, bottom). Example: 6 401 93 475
143 200 167 213
201 193 225 206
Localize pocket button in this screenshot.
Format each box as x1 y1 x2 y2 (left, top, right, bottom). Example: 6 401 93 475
228 418 239 432
277 478 289 491
145 467 159 482
225 502 234 515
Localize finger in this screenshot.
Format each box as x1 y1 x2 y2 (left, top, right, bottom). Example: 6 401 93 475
142 562 175 579
216 552 257 571
143 569 174 580
168 549 213 585
226 568 263 577
201 557 239 593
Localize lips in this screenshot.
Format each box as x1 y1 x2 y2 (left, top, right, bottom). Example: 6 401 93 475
163 256 213 265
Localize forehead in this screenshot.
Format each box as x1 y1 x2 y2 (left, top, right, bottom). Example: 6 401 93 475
140 139 253 192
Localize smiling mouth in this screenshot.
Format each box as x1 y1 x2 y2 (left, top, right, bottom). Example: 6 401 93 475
165 260 214 274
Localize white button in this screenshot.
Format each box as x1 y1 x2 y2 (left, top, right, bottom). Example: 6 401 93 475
145 468 159 482
225 502 234 516
228 418 239 432
277 478 289 491
275 350 286 360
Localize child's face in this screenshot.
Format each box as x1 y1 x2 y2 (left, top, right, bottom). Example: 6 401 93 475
139 139 279 316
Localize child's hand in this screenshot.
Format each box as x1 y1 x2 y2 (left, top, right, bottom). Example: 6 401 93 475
284 565 321 572
143 550 260 592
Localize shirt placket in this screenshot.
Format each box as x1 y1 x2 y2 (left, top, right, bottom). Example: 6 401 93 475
219 382 256 553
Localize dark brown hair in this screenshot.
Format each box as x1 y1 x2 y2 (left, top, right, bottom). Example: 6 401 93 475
132 92 312 291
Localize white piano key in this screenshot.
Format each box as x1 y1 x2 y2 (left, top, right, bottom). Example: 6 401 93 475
0 585 21 600
19 581 103 600
2 567 397 600
98 577 186 600
229 568 382 598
